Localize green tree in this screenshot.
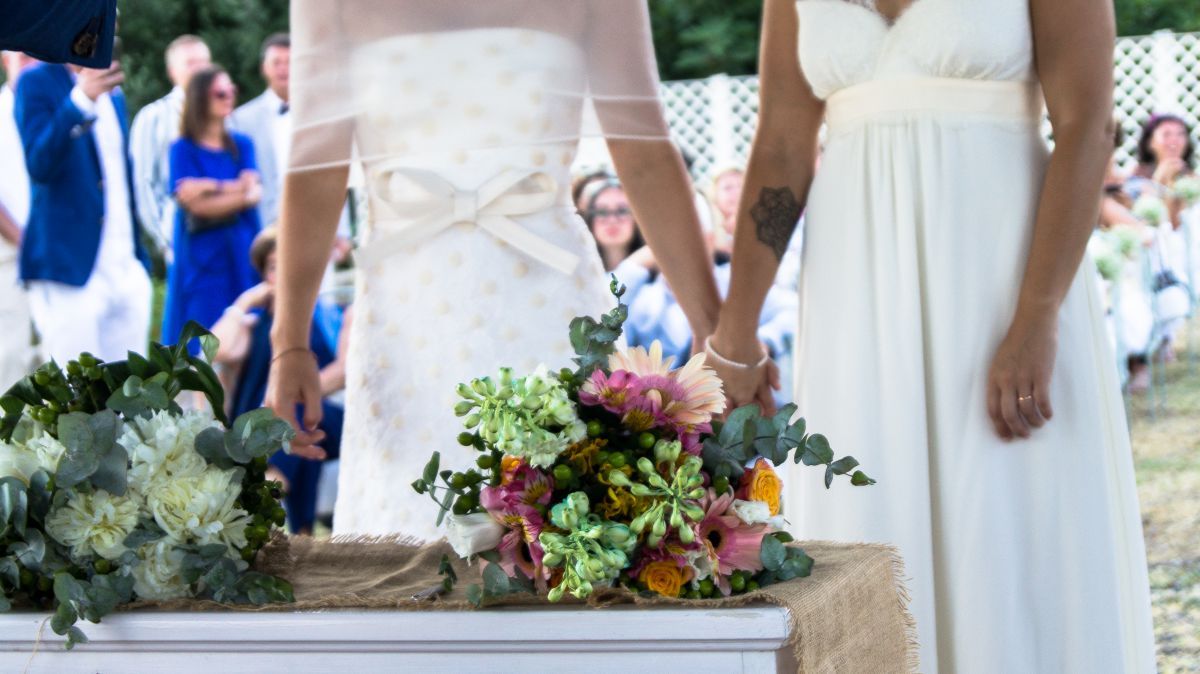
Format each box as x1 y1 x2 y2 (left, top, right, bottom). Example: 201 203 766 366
1116 0 1200 36
650 0 763 81
118 0 288 115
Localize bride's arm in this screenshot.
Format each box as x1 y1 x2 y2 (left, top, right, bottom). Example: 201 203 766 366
986 0 1116 440
265 165 349 459
608 141 722 341
708 0 824 410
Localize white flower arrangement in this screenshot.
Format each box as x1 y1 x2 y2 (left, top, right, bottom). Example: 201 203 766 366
0 324 296 648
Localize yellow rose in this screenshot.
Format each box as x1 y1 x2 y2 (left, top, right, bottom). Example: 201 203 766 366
739 459 782 516
639 560 693 598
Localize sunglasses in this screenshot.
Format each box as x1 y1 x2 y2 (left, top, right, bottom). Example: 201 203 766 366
211 88 237 101
589 207 632 220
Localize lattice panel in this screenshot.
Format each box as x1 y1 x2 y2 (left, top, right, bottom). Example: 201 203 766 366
663 31 1200 183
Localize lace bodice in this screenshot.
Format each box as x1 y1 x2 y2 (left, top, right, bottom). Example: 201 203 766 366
795 0 1035 99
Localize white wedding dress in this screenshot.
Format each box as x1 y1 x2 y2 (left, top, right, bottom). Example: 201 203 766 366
287 1 670 541
786 1 1157 672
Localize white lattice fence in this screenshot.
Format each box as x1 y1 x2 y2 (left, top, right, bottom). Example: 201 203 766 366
658 31 1200 184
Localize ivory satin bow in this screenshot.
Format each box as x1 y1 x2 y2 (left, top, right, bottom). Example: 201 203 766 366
356 165 580 275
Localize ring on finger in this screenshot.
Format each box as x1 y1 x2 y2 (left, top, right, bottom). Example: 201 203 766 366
1017 393 1034 403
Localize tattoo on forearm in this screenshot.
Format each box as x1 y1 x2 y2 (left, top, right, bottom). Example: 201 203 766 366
750 187 801 261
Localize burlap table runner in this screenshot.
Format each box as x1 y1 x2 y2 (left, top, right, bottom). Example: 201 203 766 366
137 537 917 673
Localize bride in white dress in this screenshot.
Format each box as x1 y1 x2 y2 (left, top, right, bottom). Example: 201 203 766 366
265 0 720 540
708 1 1156 672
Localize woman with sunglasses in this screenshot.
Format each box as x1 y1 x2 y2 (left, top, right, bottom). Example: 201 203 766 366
163 64 263 350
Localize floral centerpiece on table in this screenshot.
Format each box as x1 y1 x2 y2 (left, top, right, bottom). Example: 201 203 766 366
412 281 874 604
0 324 295 648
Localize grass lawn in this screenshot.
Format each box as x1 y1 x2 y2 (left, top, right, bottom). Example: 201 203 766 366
1128 322 1200 672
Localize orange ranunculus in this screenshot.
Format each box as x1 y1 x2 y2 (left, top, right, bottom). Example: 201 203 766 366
738 458 783 516
500 456 523 484
639 560 694 598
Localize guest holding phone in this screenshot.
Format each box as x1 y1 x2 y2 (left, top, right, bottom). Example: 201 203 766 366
163 65 262 350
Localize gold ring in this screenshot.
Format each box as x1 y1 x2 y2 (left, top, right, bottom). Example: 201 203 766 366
1018 394 1034 402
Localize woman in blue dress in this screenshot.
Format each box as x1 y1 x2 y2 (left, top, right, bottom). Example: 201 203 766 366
163 64 261 348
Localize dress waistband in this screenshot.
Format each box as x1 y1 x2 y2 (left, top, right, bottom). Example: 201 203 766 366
825 78 1044 130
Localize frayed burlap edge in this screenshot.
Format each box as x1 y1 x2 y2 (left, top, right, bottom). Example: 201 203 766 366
121 536 918 672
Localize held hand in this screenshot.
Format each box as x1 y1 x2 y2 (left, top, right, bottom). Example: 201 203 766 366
705 333 781 417
77 63 124 101
264 349 328 460
986 315 1058 441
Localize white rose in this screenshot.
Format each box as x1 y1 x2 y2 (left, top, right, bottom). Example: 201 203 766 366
146 467 251 551
0 440 42 484
45 490 140 560
730 499 787 530
445 513 506 558
121 410 214 493
132 540 189 600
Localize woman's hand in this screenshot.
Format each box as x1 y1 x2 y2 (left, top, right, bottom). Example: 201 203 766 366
265 350 327 460
239 170 263 208
706 331 781 416
235 282 274 312
986 314 1058 440
1152 157 1186 186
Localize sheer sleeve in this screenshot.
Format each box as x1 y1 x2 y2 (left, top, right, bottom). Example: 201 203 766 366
288 0 356 173
583 0 671 141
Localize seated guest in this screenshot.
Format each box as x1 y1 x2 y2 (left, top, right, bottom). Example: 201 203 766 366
211 227 345 535
163 64 261 349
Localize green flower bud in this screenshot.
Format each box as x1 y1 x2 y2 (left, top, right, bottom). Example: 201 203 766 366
679 526 695 544
464 413 482 428
475 454 495 469
606 470 633 488
454 401 477 417
457 432 476 446
586 420 604 438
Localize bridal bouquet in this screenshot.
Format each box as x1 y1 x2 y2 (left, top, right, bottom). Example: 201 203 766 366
412 281 873 604
0 324 294 648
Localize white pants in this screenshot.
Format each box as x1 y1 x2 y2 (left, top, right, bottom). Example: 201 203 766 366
27 262 151 365
0 254 35 384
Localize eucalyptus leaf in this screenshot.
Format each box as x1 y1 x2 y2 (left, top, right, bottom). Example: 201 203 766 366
0 477 27 538
482 563 510 596
824 465 834 489
771 403 798 432
0 594 10 612
760 535 786 572
801 434 834 466
123 522 166 549
50 601 76 635
0 557 19 587
65 626 88 649
55 413 100 488
195 427 230 467
12 529 46 571
90 437 129 497
851 470 876 486
719 405 758 446
422 452 441 485
829 457 860 476
465 584 483 608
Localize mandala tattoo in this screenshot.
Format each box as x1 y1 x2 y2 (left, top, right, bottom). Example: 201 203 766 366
750 187 802 261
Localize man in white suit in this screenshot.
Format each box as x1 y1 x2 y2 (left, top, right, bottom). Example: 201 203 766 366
230 32 290 228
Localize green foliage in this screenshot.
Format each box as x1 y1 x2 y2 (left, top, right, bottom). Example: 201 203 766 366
570 277 628 381
116 0 290 114
702 403 874 489
1115 0 1200 36
649 0 763 80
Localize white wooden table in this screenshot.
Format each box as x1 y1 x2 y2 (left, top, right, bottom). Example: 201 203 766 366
0 605 794 673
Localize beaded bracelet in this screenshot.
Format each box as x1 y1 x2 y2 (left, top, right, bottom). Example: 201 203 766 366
703 336 770 371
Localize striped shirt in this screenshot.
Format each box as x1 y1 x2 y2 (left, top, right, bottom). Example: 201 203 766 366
129 87 183 253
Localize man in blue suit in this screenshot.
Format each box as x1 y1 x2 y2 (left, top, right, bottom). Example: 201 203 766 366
0 0 117 68
14 57 151 364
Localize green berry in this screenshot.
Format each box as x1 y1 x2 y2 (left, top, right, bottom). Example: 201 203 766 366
586 420 604 438
448 473 469 490
699 578 715 597
241 546 257 562
685 589 701 600
457 432 475 447
34 372 50 386
19 568 34 587
37 576 52 592
746 580 759 592
637 432 656 450
714 475 731 495
608 453 627 469
553 464 573 484
476 454 495 470
730 573 746 593
94 559 112 574
452 496 474 515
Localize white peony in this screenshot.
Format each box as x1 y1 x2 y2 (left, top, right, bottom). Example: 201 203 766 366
730 499 788 530
145 467 252 551
0 440 43 484
45 490 140 560
444 513 506 558
120 410 217 494
132 540 189 600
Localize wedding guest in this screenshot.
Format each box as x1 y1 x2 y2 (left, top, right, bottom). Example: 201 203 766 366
230 33 290 228
708 166 744 257
211 227 344 535
130 35 212 258
14 56 151 364
0 51 37 383
163 65 261 349
1126 114 1195 357
583 178 645 272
